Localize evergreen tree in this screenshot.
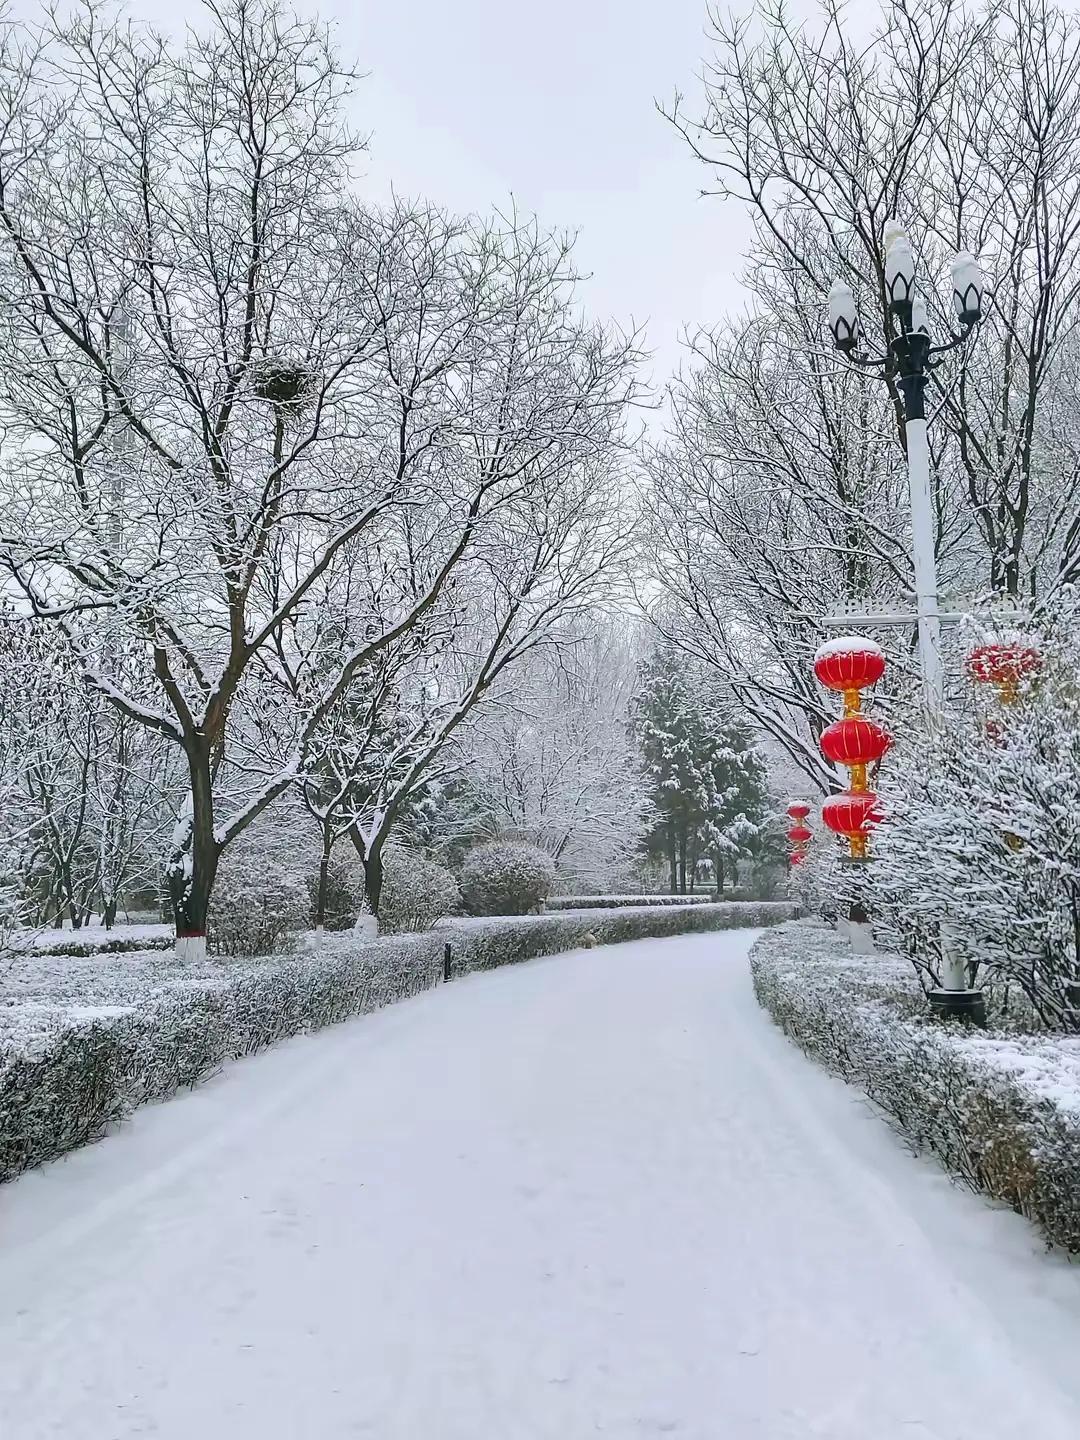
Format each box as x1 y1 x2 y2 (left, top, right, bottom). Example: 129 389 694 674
631 646 768 893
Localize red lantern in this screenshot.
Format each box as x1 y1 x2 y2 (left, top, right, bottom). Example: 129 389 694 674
819 716 891 767
786 825 812 844
813 638 886 696
790 851 807 866
966 643 1039 704
822 791 882 861
786 802 811 821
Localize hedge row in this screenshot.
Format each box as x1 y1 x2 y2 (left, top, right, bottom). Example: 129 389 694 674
1 901 793 1183
751 920 1080 1252
30 934 175 958
545 894 719 910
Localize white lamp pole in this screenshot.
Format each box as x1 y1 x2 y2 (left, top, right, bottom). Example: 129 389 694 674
828 233 984 710
826 230 987 1022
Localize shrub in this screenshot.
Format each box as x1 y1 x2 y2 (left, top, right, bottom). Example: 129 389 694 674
459 840 556 916
33 935 175 957
862 598 1080 1026
751 921 1080 1252
545 894 717 910
379 847 459 934
307 851 365 931
1 901 794 1182
209 843 307 957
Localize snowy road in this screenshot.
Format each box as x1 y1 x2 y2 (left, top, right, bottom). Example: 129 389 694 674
4 930 1080 1440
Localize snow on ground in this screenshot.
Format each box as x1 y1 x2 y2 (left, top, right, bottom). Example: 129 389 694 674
15 921 173 951
3 929 1080 1440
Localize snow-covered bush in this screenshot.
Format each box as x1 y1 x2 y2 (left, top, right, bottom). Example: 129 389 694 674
0 901 793 1181
752 921 1080 1252
208 839 308 957
307 851 365 931
378 847 459 933
545 893 718 910
28 933 174 958
868 602 1080 1027
459 840 556 915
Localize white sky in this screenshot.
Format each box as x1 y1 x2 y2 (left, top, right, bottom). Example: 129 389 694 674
342 0 755 392
64 0 759 396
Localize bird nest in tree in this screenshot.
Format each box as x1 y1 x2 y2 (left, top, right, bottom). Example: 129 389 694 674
250 359 312 408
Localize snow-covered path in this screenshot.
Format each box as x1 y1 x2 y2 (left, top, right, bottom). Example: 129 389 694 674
4 931 1080 1440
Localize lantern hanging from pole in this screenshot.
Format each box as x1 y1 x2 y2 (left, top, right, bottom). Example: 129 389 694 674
819 716 891 797
814 636 886 717
785 801 813 867
821 791 882 862
966 643 1039 705
813 636 890 859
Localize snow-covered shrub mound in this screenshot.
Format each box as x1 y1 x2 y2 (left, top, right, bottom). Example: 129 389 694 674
1 901 793 1181
209 845 308 957
459 841 556 916
752 921 1080 1252
379 848 459 933
307 852 365 931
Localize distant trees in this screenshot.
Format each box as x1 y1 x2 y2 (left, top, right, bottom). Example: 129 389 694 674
441 623 651 889
631 645 768 893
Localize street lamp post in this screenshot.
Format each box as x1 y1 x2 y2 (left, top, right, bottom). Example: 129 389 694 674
825 226 987 1024
826 230 984 707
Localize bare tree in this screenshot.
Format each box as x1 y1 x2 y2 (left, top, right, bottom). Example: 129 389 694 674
651 0 1080 782
449 621 651 887
0 2 639 954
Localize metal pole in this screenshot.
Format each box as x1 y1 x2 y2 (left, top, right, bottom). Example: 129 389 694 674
904 415 945 711
894 329 981 1018
893 329 945 713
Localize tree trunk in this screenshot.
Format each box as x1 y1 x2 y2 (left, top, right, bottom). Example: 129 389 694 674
315 821 332 932
363 844 384 920
168 742 219 962
714 852 724 896
668 830 678 895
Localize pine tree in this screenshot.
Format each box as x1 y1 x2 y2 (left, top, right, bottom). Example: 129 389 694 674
631 646 768 893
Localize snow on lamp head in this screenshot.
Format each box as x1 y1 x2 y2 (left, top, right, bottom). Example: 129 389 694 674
884 229 916 328
828 279 860 353
951 252 984 327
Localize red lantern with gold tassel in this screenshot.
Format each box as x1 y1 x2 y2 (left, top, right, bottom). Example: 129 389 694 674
814 637 889 859
966 643 1039 705
819 716 891 798
785 801 813 867
822 792 883 854
814 638 886 718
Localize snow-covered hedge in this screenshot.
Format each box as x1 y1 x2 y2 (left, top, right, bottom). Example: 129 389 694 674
545 894 718 910
1 901 793 1182
379 847 459 934
209 839 308 956
26 932 175 958
752 921 1080 1252
459 841 556 915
